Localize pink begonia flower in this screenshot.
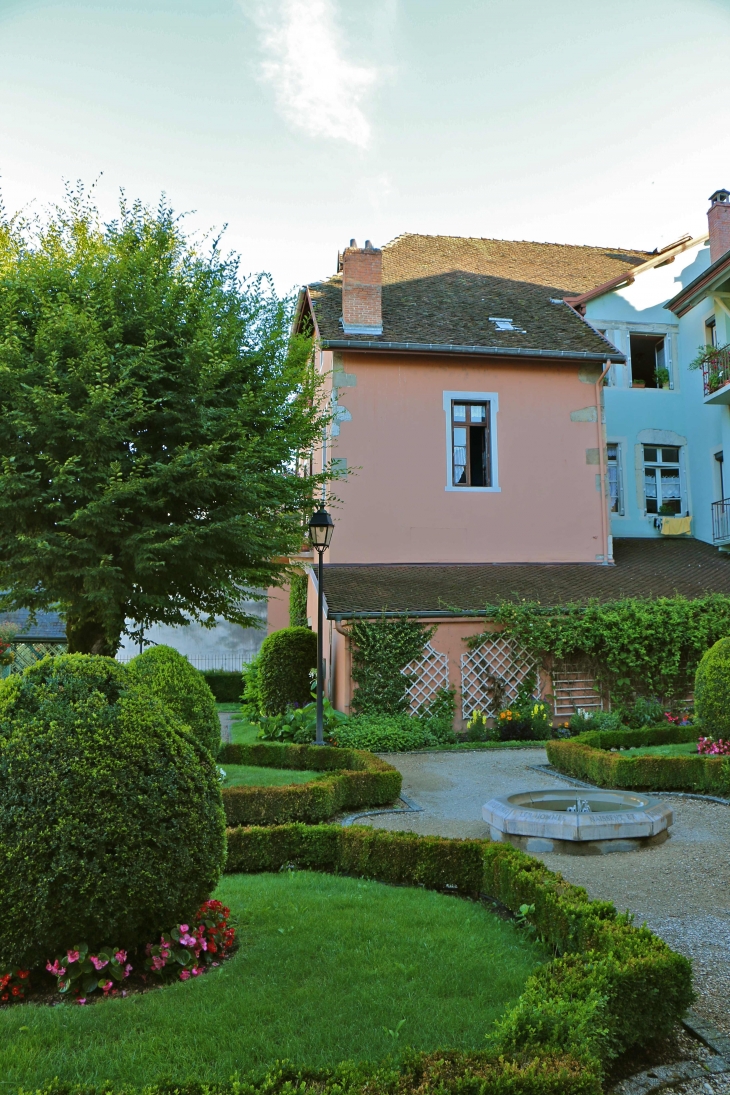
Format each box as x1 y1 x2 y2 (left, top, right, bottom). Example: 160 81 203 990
114 950 127 964
46 960 66 977
179 970 191 981
67 950 80 964
212 962 220 968
145 943 153 957
151 955 166 971
77 998 86 1005
124 964 133 977
191 967 203 976
179 932 197 947
90 956 108 971
101 980 114 992
179 925 189 933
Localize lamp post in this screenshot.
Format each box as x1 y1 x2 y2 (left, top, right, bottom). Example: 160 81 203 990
308 505 334 745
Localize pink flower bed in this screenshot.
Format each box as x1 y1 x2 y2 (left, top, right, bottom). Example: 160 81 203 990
2 899 235 1006
698 736 730 756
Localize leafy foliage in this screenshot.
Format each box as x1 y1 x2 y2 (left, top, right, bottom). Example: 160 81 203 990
484 594 730 701
0 187 329 653
127 644 220 756
289 571 309 627
349 616 435 715
330 712 456 752
0 654 226 969
202 669 244 703
258 626 317 714
694 636 730 737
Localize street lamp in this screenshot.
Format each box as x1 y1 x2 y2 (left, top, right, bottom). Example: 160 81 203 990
308 505 334 745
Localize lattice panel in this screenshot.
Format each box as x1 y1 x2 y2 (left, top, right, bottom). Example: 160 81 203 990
460 638 536 720
402 642 449 715
551 661 605 718
7 642 68 673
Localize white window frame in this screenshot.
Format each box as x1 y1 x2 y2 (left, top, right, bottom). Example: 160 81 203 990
443 391 500 492
606 441 626 517
642 444 688 516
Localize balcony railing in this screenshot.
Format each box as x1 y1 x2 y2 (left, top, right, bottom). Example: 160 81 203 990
702 346 730 396
712 498 730 543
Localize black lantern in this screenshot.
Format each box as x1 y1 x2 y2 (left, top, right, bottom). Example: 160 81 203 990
308 505 334 744
308 506 334 551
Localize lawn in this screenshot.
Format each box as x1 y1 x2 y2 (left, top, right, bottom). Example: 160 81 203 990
619 742 699 758
220 764 323 788
0 872 546 1088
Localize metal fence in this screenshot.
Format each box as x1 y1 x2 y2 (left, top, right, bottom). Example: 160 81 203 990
712 498 730 544
115 652 257 672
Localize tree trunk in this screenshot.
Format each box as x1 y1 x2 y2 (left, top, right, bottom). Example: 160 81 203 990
66 615 121 657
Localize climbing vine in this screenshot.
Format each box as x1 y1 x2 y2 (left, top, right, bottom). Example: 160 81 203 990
471 594 730 702
349 616 435 715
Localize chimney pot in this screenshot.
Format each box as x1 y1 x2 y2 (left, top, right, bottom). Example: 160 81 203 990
349 238 357 248
341 240 383 336
708 188 730 264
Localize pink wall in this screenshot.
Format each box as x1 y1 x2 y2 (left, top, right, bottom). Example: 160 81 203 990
266 584 290 635
324 352 606 564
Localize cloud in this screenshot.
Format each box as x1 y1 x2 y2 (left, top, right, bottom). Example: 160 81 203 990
253 0 378 148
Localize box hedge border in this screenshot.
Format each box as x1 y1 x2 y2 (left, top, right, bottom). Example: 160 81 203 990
545 725 730 794
219 742 402 825
223 821 694 1090
24 825 694 1095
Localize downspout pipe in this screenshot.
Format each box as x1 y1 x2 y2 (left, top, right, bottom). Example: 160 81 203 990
596 361 613 565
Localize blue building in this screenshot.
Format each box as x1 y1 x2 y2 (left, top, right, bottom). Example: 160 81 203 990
571 189 730 551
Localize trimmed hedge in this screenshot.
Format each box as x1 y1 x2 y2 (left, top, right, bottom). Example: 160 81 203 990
223 823 693 1082
545 725 730 794
0 655 226 969
13 1052 600 1095
695 636 730 738
202 670 244 703
258 626 317 714
127 645 220 756
226 823 484 893
219 742 402 824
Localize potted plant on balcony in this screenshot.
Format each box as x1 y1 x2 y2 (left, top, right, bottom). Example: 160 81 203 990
689 343 730 396
655 366 670 389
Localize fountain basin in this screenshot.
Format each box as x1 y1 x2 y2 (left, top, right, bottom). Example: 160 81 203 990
483 789 673 855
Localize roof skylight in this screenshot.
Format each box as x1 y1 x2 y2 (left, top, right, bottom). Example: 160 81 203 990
489 316 526 333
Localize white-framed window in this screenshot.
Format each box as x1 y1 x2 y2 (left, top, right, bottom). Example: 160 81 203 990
443 391 500 492
629 332 671 389
607 443 624 515
706 315 718 347
643 445 687 515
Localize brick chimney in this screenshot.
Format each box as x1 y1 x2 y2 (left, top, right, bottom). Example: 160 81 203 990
341 239 382 335
708 189 730 264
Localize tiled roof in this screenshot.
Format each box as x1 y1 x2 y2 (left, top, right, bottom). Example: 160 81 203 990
0 608 66 641
322 538 730 618
308 234 649 359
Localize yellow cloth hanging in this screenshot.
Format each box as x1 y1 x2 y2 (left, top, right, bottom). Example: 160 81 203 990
661 516 692 536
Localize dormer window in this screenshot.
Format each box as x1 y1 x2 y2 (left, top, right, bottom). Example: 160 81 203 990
489 316 526 333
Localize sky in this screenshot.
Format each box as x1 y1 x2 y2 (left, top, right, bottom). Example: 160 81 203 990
2 0 730 295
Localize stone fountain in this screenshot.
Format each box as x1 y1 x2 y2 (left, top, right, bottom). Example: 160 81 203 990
482 788 673 854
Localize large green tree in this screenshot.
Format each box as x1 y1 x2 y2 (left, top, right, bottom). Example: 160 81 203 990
0 189 327 654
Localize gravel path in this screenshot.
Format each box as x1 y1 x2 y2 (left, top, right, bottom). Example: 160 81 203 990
364 748 730 1041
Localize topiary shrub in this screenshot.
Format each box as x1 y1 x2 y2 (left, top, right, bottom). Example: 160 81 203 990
0 654 226 970
694 636 730 738
258 627 317 714
127 645 220 756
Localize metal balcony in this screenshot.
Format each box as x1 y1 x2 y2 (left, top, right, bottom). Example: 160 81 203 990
702 347 730 404
711 498 730 543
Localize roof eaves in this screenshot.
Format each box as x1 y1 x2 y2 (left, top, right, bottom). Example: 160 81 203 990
665 248 730 317
565 234 708 310
319 339 626 363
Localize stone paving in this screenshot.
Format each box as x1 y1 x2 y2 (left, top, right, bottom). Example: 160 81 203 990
363 747 730 1040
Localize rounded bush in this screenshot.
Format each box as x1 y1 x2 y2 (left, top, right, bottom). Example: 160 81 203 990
258 626 317 714
0 654 226 970
694 637 730 737
127 645 220 756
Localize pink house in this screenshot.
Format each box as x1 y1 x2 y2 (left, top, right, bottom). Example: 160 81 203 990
269 233 729 724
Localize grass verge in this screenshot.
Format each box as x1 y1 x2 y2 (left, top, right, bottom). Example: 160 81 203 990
0 872 545 1088
220 764 324 788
